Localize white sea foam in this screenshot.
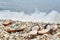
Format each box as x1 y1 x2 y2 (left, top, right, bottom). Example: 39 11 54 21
0 10 60 23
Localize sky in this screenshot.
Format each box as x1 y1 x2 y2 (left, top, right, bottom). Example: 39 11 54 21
0 0 60 13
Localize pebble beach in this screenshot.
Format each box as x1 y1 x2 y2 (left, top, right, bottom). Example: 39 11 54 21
0 19 60 40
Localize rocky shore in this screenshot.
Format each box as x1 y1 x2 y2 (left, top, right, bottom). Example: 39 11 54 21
0 19 60 40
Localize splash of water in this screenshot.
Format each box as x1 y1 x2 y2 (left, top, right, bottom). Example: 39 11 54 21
0 9 60 23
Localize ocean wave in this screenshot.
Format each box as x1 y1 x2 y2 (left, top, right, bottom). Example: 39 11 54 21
0 10 60 23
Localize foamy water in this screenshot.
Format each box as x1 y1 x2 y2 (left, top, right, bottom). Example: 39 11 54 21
0 10 60 23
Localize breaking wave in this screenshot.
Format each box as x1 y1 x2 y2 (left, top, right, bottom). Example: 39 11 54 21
0 9 60 23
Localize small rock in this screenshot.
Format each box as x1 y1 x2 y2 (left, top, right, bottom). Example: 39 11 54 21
0 38 3 40
32 26 39 31
50 24 57 31
3 20 12 26
54 32 60 38
42 34 49 40
38 25 51 34
39 24 45 30
6 25 26 33
20 25 26 31
6 30 17 33
15 22 20 26
29 30 37 36
31 38 37 40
